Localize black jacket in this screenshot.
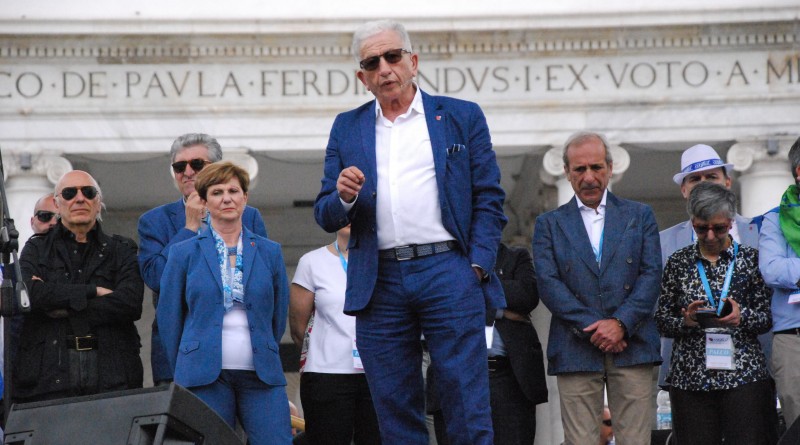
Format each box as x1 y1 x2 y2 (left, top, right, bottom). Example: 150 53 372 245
493 243 548 405
15 222 143 401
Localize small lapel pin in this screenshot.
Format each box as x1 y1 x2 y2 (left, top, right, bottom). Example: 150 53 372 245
436 115 441 121
251 242 255 247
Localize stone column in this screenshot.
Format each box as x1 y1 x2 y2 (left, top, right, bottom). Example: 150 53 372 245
727 139 794 217
3 151 72 246
540 145 631 207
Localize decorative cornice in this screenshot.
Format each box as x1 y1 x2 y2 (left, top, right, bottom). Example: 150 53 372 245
727 137 795 172
1 27 797 60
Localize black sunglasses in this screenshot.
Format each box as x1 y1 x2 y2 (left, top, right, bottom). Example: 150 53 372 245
602 419 612 427
359 48 410 71
172 159 211 174
34 210 56 223
692 223 730 236
59 186 98 201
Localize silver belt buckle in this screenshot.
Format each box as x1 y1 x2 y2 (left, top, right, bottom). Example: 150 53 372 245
74 335 94 351
395 245 415 261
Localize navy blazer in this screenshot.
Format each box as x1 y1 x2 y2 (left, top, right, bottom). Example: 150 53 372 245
314 90 507 313
156 226 288 388
138 198 267 295
532 193 663 374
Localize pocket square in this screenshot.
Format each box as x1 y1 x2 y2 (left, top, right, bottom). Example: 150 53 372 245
447 144 465 156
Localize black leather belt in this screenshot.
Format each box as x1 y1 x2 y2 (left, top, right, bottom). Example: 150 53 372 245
488 355 510 372
66 335 98 351
378 241 457 261
774 328 800 336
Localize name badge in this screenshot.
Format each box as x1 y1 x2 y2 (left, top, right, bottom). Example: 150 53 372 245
705 333 734 370
352 338 363 370
789 289 800 304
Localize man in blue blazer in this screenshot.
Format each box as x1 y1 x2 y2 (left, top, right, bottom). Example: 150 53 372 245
657 144 765 389
533 132 662 445
314 20 506 445
138 133 267 384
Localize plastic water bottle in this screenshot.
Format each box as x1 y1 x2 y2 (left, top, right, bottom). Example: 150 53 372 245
656 390 672 430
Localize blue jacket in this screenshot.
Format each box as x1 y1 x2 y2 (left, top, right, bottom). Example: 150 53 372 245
532 193 663 374
156 226 288 388
138 198 267 295
314 90 507 313
759 210 800 332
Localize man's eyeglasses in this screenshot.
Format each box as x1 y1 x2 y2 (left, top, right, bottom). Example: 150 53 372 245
692 223 730 236
59 186 98 201
34 210 56 223
602 419 612 427
172 159 211 174
359 48 410 71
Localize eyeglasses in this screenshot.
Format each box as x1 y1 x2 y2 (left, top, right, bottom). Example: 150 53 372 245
59 186 98 201
34 210 56 223
602 419 612 427
359 48 410 71
692 223 730 236
172 159 211 174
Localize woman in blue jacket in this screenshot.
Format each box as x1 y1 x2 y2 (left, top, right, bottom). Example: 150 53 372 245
158 161 291 445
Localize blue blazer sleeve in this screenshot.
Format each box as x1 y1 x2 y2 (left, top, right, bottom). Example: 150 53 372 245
138 205 197 293
156 240 190 372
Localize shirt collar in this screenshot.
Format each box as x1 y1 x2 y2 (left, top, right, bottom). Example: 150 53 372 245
576 189 608 214
374 84 424 120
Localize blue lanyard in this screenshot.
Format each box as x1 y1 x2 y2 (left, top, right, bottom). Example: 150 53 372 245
333 241 348 273
592 230 604 265
696 241 738 316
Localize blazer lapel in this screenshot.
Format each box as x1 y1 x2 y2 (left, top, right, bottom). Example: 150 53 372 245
598 193 626 274
199 231 224 293
423 92 447 188
359 103 378 187
241 230 257 290
556 198 600 275
168 199 186 234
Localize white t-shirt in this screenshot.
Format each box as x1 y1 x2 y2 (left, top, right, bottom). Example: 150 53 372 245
292 245 361 374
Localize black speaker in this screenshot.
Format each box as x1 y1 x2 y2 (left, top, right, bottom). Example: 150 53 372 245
3 383 243 445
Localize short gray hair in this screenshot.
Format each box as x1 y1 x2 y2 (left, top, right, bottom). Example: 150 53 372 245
687 182 736 221
789 136 800 184
562 131 613 168
351 20 413 64
169 133 223 163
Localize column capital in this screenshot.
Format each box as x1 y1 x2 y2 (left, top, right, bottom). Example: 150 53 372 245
727 137 794 173
2 151 73 185
223 149 259 182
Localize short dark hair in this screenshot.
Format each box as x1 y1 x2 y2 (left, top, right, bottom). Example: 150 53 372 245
789 136 800 184
194 161 250 201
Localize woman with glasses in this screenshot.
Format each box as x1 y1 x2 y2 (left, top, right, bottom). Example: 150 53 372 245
289 224 381 445
157 162 291 445
655 182 774 445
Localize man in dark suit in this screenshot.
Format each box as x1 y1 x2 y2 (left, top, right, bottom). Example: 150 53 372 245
533 131 662 445
137 133 267 384
314 19 506 445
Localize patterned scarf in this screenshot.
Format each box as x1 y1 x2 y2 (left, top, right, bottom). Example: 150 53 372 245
779 184 800 257
210 226 244 312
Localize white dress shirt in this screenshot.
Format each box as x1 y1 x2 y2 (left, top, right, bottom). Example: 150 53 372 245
577 190 608 264
371 87 453 249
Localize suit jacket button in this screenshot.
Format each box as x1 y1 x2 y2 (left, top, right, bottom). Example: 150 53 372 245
372 192 377 198
624 284 631 290
626 257 633 264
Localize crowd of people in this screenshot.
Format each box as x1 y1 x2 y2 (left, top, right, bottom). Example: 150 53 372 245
4 17 800 445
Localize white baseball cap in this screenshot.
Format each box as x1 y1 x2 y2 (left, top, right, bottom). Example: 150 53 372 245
672 144 734 185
